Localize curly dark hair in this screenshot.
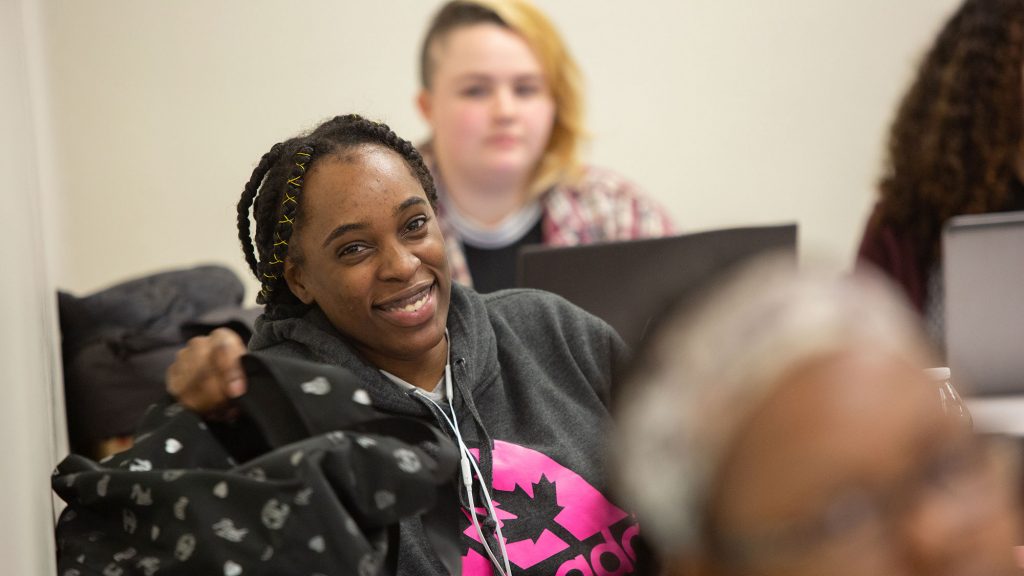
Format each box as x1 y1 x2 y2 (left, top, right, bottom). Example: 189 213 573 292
877 0 1024 269
237 114 437 315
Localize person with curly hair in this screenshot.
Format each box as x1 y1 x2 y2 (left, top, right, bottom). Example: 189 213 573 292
857 0 1024 344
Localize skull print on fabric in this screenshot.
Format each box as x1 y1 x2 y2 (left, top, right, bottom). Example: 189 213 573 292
52 353 459 576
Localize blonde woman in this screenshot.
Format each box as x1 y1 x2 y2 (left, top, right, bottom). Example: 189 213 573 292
417 0 674 292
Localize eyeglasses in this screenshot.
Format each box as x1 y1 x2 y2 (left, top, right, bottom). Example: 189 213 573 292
709 434 1019 571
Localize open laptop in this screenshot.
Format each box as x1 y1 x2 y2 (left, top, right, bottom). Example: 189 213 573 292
517 224 797 348
943 211 1024 396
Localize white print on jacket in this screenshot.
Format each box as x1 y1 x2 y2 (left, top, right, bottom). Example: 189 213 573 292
300 376 331 395
174 534 196 561
261 499 290 530
212 519 249 542
130 484 152 506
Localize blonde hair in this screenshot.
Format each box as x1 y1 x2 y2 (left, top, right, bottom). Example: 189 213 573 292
420 0 586 197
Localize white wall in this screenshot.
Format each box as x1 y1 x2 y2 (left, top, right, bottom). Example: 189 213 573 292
41 0 963 299
1 0 65 573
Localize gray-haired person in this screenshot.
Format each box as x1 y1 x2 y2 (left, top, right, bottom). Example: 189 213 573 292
616 258 1023 576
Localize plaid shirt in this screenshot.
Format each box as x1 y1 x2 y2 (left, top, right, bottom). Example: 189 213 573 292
422 148 676 288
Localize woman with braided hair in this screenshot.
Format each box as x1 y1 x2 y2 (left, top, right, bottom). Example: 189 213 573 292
857 0 1024 344
167 114 643 575
414 0 674 293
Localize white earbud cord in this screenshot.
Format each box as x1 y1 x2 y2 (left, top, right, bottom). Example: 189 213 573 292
412 332 514 576
444 361 514 576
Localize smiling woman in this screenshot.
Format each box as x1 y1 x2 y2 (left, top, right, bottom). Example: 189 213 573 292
282 146 452 388
235 115 451 389
165 114 640 575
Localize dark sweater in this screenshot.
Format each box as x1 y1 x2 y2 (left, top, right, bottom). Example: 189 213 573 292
249 284 639 575
856 179 1024 315
461 218 544 294
856 204 928 313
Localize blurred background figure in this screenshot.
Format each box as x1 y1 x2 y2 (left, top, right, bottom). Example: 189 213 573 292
857 0 1024 345
59 265 258 459
616 258 1022 575
416 0 674 292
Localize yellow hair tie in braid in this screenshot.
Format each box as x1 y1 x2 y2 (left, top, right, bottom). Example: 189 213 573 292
286 152 309 187
258 145 314 305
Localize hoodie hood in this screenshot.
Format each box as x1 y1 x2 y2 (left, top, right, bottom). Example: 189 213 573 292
248 283 500 418
248 284 636 575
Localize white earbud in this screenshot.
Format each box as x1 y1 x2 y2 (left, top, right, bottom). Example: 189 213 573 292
411 330 513 575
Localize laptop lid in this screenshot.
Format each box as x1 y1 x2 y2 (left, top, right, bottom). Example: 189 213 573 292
517 224 797 348
943 210 1024 396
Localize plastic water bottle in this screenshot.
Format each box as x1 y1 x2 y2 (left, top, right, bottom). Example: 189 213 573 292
925 367 972 428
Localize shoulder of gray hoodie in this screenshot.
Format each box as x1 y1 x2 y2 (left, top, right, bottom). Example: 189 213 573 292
248 284 629 418
248 284 631 574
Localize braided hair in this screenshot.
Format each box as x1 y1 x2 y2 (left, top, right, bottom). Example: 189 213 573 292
237 114 437 316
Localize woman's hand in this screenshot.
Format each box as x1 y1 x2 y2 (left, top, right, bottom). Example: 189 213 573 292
166 327 248 414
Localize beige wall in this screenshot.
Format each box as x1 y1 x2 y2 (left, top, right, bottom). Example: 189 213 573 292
2 0 64 573
41 0 963 299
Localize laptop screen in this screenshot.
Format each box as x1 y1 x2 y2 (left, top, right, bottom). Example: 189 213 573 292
943 211 1024 396
517 224 798 348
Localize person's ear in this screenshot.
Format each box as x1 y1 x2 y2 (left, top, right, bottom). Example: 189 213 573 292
284 259 315 305
416 89 434 125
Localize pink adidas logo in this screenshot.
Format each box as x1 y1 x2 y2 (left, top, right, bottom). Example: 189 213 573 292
462 440 640 575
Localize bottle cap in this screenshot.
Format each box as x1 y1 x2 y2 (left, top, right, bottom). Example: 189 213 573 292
924 366 952 381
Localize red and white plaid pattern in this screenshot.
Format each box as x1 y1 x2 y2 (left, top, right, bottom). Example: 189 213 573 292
423 148 676 288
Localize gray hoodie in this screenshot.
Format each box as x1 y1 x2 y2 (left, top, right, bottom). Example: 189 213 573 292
249 284 639 575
